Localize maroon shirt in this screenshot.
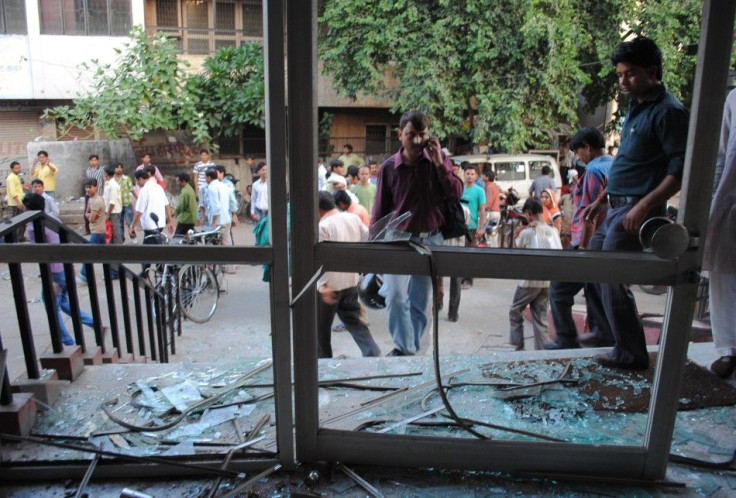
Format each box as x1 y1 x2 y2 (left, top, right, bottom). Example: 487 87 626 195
371 148 463 234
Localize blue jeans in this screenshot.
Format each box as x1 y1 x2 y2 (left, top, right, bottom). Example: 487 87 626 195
121 205 134 232
52 271 95 344
80 233 107 280
379 231 443 354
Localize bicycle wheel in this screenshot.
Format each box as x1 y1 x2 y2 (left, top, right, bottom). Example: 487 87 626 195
178 264 219 323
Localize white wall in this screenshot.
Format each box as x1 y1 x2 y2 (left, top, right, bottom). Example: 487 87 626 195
0 0 145 100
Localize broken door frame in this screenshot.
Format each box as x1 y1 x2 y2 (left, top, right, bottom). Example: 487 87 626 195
287 0 736 480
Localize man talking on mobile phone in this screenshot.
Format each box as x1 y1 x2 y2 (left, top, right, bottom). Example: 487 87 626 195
372 110 463 357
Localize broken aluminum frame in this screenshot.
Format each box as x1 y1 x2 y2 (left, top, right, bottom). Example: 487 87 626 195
288 0 736 481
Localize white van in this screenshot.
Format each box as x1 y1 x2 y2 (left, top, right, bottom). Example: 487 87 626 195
449 154 562 200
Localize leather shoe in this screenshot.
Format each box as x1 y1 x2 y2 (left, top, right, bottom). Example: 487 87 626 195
710 356 736 379
448 314 458 322
577 332 614 348
594 352 648 371
386 348 406 357
544 341 579 350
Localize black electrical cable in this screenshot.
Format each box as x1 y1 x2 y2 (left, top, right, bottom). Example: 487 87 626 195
407 240 489 439
669 449 736 470
408 239 568 443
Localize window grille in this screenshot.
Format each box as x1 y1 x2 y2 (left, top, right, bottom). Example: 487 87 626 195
39 0 131 35
1 0 27 34
241 0 262 37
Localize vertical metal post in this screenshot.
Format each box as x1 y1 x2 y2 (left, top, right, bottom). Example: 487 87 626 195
154 294 167 363
0 334 14 405
102 264 121 353
59 232 84 350
643 0 736 479
133 283 146 357
32 219 63 354
263 0 295 468
118 275 134 355
6 232 40 379
167 282 176 356
287 0 319 462
144 284 157 362
84 263 106 353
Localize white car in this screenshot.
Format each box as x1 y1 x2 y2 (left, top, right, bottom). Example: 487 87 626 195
450 154 562 201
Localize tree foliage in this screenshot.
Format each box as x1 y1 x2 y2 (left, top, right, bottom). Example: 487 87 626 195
44 26 191 141
43 26 265 149
184 42 266 141
319 0 733 152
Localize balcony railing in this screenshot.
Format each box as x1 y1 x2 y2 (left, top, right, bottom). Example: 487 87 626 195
0 210 176 413
146 25 262 55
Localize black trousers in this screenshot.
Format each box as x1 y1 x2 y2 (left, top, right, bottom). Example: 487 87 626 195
175 223 195 237
588 203 662 368
549 280 612 345
317 286 380 358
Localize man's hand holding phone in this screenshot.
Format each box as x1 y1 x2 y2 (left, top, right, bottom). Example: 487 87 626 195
425 136 443 167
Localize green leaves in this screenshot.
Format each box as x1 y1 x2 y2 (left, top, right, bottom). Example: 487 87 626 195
43 27 265 150
318 0 721 152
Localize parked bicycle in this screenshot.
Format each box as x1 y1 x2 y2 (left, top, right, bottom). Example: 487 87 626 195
143 215 221 324
142 224 182 347
178 226 224 322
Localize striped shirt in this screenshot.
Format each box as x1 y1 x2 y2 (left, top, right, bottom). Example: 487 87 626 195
86 166 105 195
193 161 216 194
571 154 612 247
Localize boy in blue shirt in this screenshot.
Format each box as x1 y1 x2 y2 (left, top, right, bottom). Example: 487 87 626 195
460 164 485 289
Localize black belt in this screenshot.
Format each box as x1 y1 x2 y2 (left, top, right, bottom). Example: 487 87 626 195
412 228 441 238
608 195 641 208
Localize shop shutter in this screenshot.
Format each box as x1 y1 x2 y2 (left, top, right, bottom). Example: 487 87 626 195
0 110 41 157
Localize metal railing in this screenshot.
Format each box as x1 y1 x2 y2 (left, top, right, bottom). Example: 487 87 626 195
0 211 175 409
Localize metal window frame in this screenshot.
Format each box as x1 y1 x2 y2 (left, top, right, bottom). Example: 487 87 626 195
0 2 293 478
1 0 28 34
38 0 131 35
287 0 736 480
1 0 733 481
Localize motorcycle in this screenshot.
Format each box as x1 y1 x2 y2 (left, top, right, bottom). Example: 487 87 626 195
484 187 527 248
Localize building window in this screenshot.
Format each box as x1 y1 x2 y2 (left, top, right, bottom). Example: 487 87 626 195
365 124 388 156
1 0 27 34
39 0 131 36
215 1 236 49
149 0 262 54
242 124 266 155
155 0 177 27
241 0 261 37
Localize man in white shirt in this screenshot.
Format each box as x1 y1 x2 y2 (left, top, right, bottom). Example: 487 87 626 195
129 168 173 245
205 167 236 273
250 162 268 221
317 191 380 358
30 179 60 220
103 166 123 245
214 165 239 246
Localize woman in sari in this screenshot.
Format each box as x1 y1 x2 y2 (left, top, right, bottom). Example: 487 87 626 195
540 188 561 233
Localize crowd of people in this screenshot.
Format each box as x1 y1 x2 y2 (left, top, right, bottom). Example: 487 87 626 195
312 37 732 382
4 37 734 381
